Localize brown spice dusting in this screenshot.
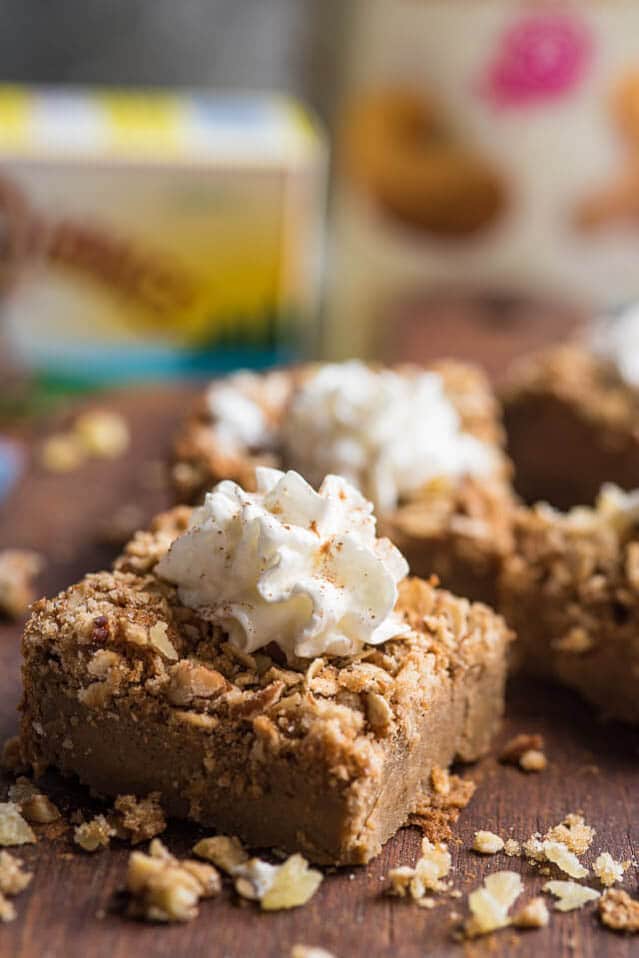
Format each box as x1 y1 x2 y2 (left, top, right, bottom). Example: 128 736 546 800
598 888 639 933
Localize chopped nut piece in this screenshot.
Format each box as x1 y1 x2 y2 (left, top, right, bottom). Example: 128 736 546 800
593 852 626 888
519 749 547 772
542 841 588 879
473 831 504 855
148 621 178 661
193 835 248 873
598 888 639 933
0 804 36 846
504 839 521 857
499 733 544 765
0 550 42 619
0 892 16 923
0 851 32 895
74 410 130 459
74 815 115 852
127 839 220 923
545 814 595 855
543 880 599 912
513 897 550 929
291 947 336 958
41 433 86 472
465 871 523 938
114 793 166 845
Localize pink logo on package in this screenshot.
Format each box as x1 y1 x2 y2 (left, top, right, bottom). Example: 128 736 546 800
481 15 593 107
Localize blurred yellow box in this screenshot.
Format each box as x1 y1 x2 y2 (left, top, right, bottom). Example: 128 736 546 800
0 85 326 386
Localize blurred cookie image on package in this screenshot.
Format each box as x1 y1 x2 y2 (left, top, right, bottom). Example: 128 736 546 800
0 87 325 387
328 0 639 360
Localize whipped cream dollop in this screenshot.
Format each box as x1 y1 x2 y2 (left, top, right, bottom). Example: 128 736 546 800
281 361 497 513
207 371 289 451
589 304 639 387
156 467 409 659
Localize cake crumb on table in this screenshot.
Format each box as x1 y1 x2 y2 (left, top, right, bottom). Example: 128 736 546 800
388 837 452 900
114 793 167 845
543 881 599 912
472 830 504 855
545 814 595 855
127 838 220 923
504 839 521 857
598 888 639 933
74 815 116 853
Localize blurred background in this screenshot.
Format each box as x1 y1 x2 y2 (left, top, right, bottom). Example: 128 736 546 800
2 0 639 410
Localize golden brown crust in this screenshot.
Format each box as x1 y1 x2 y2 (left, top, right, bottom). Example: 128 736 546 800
21 508 511 864
499 502 639 723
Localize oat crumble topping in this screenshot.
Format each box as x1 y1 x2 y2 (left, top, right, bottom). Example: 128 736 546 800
113 793 166 845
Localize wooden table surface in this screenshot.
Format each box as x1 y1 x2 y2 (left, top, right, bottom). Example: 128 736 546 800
0 358 638 957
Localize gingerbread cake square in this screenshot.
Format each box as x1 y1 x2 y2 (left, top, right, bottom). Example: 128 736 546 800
21 484 511 865
499 485 639 724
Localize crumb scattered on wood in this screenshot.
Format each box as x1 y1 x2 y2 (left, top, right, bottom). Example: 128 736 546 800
388 838 452 900
127 838 220 923
472 831 504 855
598 888 639 933
409 769 475 842
543 881 599 912
0 803 36 847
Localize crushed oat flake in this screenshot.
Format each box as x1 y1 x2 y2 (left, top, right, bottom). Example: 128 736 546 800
464 871 523 938
388 838 452 900
598 888 639 933
542 841 588 879
593 852 626 887
127 838 220 923
0 804 36 846
543 881 599 912
472 831 504 855
513 897 550 929
148 621 178 661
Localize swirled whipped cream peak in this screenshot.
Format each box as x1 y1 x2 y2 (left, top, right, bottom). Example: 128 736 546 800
281 361 497 513
589 303 639 387
156 467 410 660
206 370 290 451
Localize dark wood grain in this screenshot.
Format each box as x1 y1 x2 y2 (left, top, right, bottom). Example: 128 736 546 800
0 380 638 958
